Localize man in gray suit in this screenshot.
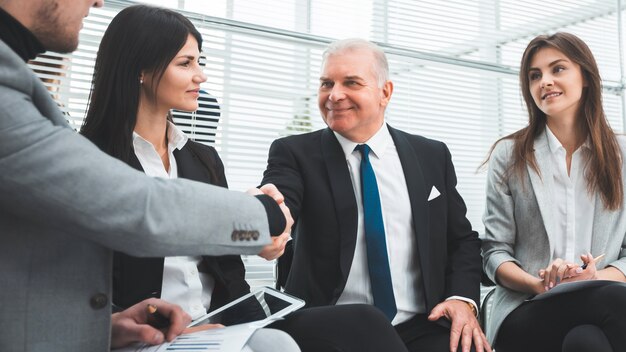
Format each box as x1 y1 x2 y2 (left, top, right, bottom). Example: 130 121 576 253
0 0 294 351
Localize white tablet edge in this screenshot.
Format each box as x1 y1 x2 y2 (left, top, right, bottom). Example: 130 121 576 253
188 286 305 327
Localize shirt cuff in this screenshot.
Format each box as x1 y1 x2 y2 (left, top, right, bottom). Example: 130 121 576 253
254 194 286 237
445 296 478 317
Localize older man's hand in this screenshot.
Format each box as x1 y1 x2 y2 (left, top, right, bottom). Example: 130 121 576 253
247 184 294 234
428 299 491 352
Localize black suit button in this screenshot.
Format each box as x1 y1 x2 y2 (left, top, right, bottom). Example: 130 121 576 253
251 231 259 240
90 293 108 310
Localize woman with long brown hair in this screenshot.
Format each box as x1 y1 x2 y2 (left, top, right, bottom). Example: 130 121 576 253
482 32 626 352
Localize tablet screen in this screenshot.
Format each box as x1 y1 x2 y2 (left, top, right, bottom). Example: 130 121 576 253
190 287 304 327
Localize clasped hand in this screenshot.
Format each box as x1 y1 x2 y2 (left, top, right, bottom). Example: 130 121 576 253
247 183 294 261
538 253 598 292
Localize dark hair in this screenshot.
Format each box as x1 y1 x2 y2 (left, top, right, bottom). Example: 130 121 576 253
485 32 623 210
81 4 202 163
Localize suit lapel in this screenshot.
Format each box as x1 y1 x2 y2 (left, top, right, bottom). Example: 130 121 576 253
173 146 207 182
528 134 556 257
128 152 144 172
321 129 359 293
387 126 430 290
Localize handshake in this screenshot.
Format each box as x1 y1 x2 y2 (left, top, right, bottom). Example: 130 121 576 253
246 184 294 261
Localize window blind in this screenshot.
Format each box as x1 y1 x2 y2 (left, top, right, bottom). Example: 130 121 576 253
30 0 626 288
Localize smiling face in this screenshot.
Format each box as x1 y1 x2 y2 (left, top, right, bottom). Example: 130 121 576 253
527 47 585 123
318 48 393 143
142 34 207 113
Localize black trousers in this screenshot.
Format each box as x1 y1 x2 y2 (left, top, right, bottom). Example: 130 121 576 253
496 281 626 352
395 313 475 352
269 304 408 352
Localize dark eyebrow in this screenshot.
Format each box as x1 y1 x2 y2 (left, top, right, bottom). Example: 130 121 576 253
176 55 196 60
529 58 568 71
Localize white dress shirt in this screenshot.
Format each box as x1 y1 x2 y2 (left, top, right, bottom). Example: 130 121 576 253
334 123 477 324
545 127 595 263
133 121 215 320
334 123 424 325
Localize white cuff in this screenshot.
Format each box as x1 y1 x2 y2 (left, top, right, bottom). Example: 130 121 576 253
445 296 478 317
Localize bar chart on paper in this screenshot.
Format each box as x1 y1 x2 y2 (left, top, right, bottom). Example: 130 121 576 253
114 325 256 352
162 333 223 351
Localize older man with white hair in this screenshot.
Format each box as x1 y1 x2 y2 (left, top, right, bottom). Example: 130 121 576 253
262 38 490 352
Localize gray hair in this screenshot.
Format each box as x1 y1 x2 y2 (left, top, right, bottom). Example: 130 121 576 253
322 38 389 87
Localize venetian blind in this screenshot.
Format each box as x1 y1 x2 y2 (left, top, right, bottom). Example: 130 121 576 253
31 0 626 288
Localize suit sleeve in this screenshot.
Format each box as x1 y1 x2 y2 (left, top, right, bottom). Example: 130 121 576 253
609 228 626 276
442 144 482 305
200 148 251 306
609 139 626 276
261 138 305 223
481 140 521 284
0 85 270 257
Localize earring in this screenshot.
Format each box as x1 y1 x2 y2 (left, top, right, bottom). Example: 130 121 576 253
140 78 143 84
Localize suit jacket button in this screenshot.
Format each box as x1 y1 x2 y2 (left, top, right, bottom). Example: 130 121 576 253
231 230 239 241
251 231 259 240
90 293 108 310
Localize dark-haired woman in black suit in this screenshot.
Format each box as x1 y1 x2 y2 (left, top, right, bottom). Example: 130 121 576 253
82 5 407 352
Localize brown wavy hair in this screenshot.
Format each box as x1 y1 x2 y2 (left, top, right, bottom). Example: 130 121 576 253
485 32 622 210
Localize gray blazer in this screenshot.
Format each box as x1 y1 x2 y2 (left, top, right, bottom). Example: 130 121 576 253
482 134 626 344
0 40 271 351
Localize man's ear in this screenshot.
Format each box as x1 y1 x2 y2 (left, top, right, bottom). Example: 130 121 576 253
380 80 393 107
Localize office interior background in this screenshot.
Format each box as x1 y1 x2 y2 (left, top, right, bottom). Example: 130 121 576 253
32 0 626 288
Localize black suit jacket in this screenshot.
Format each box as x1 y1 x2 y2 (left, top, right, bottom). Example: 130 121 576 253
113 140 249 311
262 124 481 312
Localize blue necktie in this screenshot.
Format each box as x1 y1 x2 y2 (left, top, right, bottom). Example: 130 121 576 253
355 144 397 321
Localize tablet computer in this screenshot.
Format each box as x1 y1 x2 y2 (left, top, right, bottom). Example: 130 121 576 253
189 287 305 327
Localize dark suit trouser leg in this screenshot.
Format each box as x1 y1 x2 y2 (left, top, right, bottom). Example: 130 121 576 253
496 282 626 352
394 313 475 352
267 304 408 352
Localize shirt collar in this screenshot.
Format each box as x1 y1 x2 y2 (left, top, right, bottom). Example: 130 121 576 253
132 120 188 151
545 125 563 155
545 125 591 154
333 122 391 160
166 120 189 150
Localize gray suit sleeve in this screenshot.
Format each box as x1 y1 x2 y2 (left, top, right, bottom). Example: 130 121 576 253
609 137 626 276
0 85 270 257
482 140 521 283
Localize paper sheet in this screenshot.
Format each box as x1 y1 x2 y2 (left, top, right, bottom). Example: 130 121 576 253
113 323 258 352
